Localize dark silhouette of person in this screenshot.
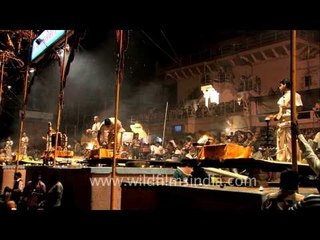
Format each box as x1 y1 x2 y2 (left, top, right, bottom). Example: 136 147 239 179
262 170 304 210
22 172 46 210
46 173 63 210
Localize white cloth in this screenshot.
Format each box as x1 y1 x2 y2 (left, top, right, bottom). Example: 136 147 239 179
276 90 303 162
91 122 102 137
150 144 164 155
21 136 29 155
197 135 209 145
108 117 125 132
277 91 303 120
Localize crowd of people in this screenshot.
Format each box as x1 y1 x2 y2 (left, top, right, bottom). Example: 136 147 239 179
1 113 314 164
0 171 63 211
134 99 248 124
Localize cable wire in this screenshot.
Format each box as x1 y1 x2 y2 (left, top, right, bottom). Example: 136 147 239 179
141 30 181 66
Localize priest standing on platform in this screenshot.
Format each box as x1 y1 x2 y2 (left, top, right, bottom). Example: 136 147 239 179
271 79 303 162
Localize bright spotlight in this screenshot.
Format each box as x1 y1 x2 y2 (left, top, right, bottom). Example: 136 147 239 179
201 84 219 107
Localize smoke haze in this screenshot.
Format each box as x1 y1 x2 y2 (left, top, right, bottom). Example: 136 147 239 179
25 30 164 143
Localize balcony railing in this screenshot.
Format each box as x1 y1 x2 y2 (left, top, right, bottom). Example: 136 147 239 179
164 30 318 70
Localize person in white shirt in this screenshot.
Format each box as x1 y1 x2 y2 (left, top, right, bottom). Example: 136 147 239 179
4 136 13 162
21 132 29 156
150 141 164 160
86 115 102 138
271 79 303 162
86 115 102 149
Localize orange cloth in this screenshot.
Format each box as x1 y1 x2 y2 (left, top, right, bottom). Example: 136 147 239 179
198 143 252 160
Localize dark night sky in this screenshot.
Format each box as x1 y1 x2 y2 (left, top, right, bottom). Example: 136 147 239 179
0 29 254 140
81 29 254 66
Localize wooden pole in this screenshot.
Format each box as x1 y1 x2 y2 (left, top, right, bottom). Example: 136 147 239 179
16 30 33 172
162 101 168 147
0 53 5 105
53 32 69 166
110 30 125 210
290 30 298 172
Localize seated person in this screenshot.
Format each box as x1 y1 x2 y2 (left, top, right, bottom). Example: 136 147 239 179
262 170 304 210
312 101 320 118
149 141 164 160
22 172 46 210
289 193 320 210
173 161 193 182
189 164 211 185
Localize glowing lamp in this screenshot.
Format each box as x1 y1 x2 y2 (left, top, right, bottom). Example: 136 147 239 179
201 84 219 107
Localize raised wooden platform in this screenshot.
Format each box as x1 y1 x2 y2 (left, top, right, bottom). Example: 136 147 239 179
1 164 317 211
121 182 318 211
